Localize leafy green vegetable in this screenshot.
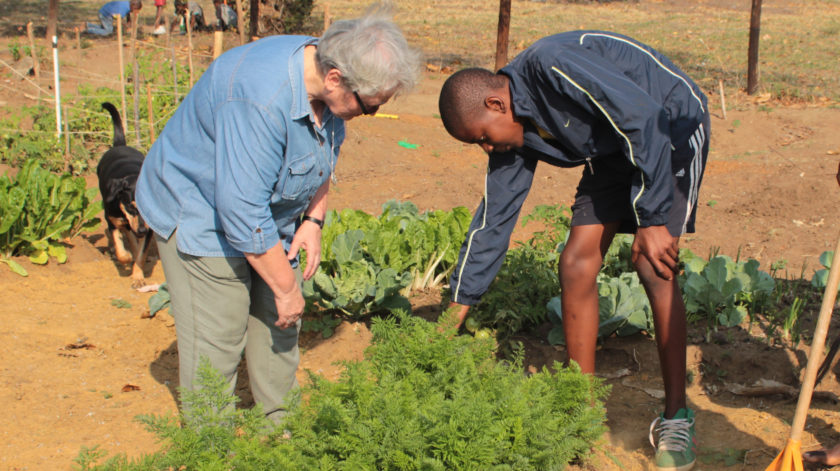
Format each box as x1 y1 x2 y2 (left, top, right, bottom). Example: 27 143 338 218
681 254 774 331
306 201 471 318
547 272 653 345
148 283 171 317
302 230 412 317
811 250 840 294
0 160 101 275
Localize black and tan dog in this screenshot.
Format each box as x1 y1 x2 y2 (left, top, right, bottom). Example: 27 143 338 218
98 102 153 288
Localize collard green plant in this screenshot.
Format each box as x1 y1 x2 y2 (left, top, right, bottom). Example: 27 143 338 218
811 250 840 294
302 230 413 317
0 160 101 275
307 201 471 317
546 271 653 346
681 254 775 333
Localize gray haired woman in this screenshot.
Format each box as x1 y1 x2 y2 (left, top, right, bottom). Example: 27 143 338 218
136 4 421 422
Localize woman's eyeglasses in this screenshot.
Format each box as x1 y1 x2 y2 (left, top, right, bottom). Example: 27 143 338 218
353 91 375 115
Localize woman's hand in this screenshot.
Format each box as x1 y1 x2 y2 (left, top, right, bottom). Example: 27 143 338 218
287 219 322 280
273 282 305 329
632 225 679 281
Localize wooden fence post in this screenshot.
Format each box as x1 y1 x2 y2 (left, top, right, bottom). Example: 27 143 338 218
52 35 62 138
130 8 142 146
213 30 224 59
168 18 179 103
494 0 511 72
117 15 128 138
746 0 763 95
47 0 58 41
147 83 156 144
26 22 40 101
235 0 245 45
186 12 194 88
249 0 259 39
63 104 71 171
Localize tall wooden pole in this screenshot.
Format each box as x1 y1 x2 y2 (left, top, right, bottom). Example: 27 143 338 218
146 84 156 144
52 35 62 138
131 8 142 146
47 0 59 41
494 0 511 72
249 0 259 39
186 12 194 88
746 0 763 95
235 0 246 44
213 30 224 59
117 15 128 138
26 23 40 80
168 18 179 103
26 22 40 101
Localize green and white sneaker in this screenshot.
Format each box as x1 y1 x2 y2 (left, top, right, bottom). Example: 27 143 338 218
649 407 697 471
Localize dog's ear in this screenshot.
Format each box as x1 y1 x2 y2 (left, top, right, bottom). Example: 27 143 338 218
105 178 131 204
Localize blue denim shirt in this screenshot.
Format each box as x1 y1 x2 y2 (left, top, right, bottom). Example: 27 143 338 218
136 35 344 260
100 1 131 18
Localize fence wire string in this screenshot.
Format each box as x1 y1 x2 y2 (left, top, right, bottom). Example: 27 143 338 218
0 32 213 143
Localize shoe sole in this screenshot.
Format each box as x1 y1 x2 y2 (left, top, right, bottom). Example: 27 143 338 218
655 460 695 471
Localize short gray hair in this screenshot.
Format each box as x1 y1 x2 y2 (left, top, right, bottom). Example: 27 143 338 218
316 3 421 97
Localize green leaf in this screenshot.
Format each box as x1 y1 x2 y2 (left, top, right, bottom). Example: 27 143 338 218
820 251 834 269
28 249 48 265
1 257 28 276
148 283 171 317
48 243 67 263
547 325 566 345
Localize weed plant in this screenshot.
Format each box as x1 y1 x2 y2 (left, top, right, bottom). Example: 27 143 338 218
75 312 608 470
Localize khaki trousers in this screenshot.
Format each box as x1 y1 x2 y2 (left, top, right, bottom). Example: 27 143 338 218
155 233 300 423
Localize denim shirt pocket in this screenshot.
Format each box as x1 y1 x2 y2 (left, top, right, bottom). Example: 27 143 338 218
278 153 318 201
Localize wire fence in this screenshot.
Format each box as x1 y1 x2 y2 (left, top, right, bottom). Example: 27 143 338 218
0 26 227 151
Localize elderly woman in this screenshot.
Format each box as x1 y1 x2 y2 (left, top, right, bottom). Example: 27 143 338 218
136 5 420 422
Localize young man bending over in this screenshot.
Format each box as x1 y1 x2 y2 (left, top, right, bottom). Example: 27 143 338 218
438 30 710 471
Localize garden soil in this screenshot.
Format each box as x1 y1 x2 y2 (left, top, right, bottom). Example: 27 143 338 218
2 6 840 470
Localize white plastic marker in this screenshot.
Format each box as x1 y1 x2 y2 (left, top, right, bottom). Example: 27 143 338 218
52 35 61 138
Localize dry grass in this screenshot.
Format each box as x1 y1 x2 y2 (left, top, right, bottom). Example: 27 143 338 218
329 0 840 103
1 0 838 102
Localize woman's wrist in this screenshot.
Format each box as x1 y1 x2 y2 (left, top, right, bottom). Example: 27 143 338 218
301 215 324 228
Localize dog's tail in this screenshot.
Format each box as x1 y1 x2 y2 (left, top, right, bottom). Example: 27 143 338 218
102 102 127 148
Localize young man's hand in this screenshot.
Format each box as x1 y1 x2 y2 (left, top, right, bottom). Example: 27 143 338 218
632 225 679 280
447 302 471 329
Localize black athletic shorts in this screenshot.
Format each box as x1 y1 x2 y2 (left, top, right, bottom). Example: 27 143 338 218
570 114 710 237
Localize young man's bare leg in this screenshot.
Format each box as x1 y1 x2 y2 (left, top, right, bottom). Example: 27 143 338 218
635 245 695 471
634 253 688 418
559 222 620 373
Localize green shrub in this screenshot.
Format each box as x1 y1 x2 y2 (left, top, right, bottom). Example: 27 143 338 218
76 313 608 470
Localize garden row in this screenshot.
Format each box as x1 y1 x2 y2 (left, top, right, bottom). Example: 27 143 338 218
301 202 835 351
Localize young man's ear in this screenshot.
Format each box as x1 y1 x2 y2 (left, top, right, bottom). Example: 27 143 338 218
483 94 507 114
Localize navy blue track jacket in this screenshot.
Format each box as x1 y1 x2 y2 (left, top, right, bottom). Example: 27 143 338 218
450 30 709 306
